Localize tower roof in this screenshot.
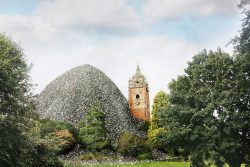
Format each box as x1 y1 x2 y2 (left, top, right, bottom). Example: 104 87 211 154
129 64 148 89
136 64 142 76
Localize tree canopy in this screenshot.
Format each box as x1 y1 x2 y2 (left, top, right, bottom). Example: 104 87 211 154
153 1 250 166
150 91 169 131
0 34 62 167
158 49 249 167
0 34 33 116
79 105 111 151
148 91 169 150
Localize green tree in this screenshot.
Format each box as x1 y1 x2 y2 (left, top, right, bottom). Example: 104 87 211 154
231 1 250 165
158 49 249 167
0 34 33 116
231 0 250 57
0 34 62 167
148 91 169 150
79 105 111 151
149 91 169 131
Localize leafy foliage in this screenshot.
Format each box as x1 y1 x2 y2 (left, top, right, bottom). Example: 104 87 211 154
158 49 250 167
79 152 116 161
150 91 169 131
39 119 77 154
0 34 33 116
0 34 62 167
117 132 152 159
44 129 76 154
79 105 111 151
152 2 250 165
40 119 78 139
148 127 168 150
231 0 250 56
148 91 169 150
0 115 29 166
138 121 150 132
17 140 63 167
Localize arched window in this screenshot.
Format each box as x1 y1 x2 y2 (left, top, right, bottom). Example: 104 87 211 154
136 94 140 99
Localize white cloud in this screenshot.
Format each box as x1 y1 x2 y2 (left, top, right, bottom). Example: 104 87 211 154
34 0 140 31
0 0 241 104
144 0 239 24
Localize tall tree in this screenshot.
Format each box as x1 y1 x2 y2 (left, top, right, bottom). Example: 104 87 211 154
150 91 169 131
158 49 250 167
148 91 169 150
157 1 250 166
0 33 33 166
0 34 32 116
232 1 250 165
0 34 62 167
79 105 111 151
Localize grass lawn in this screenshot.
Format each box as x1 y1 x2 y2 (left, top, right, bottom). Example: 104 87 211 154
64 161 191 167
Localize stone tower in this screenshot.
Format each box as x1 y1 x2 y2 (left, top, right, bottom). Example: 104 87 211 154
128 64 150 121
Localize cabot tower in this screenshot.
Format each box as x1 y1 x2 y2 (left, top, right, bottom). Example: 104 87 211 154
128 64 150 121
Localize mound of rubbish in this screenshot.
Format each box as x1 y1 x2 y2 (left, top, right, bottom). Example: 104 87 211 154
37 64 140 141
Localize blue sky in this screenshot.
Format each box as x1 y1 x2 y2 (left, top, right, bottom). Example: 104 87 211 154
0 0 39 15
0 0 243 102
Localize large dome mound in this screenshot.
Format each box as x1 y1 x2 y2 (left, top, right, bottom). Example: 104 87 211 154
37 64 139 140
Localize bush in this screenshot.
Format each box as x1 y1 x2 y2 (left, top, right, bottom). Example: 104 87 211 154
45 129 76 154
137 153 153 160
148 128 168 150
40 119 77 154
79 152 115 161
21 140 64 167
138 121 150 132
116 132 151 159
0 115 63 167
40 119 78 139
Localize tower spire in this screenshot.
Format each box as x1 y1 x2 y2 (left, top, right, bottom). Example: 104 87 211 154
136 64 141 73
136 62 142 76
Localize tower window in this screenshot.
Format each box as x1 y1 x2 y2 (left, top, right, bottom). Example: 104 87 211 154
136 94 140 99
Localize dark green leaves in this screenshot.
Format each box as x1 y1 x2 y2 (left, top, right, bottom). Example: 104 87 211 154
157 49 249 166
79 105 111 151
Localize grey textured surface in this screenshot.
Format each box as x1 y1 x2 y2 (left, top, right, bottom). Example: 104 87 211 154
37 64 140 141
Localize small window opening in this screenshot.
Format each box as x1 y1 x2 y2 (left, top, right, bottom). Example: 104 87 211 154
136 94 140 99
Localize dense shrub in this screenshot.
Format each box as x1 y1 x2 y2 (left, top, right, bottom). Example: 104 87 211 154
19 140 64 167
137 153 153 160
116 132 152 159
148 127 168 150
39 120 77 154
79 152 115 161
40 119 78 139
44 129 76 154
137 121 150 132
